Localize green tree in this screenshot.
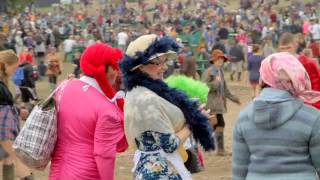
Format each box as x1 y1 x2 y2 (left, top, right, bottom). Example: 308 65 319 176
6 0 35 15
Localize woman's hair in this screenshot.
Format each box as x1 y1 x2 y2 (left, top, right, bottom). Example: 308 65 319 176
303 48 313 57
252 44 260 53
0 50 19 85
260 81 271 89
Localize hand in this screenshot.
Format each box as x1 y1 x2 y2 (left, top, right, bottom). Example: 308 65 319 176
198 104 206 111
20 108 29 121
176 125 192 143
182 125 191 134
209 115 218 127
215 76 221 81
67 73 75 79
199 104 211 118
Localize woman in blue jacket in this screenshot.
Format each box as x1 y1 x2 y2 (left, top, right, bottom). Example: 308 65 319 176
233 52 320 180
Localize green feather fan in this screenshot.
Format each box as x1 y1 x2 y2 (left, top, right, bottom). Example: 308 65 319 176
165 75 209 104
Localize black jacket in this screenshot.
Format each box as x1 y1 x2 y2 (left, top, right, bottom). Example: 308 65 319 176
19 61 35 88
218 28 229 40
0 81 14 105
229 45 245 62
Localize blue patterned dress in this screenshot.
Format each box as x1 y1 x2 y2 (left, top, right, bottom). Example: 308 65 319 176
134 130 182 180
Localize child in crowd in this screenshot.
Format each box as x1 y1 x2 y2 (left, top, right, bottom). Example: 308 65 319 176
247 44 264 98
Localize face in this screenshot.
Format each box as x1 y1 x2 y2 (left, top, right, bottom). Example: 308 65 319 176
139 55 169 80
5 62 19 77
106 66 119 85
213 57 224 68
49 48 57 54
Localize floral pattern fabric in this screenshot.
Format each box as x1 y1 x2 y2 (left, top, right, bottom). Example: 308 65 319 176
134 130 182 180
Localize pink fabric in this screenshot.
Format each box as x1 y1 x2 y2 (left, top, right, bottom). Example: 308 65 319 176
197 145 205 168
235 33 248 45
260 52 320 104
19 52 33 64
303 21 311 34
49 80 126 180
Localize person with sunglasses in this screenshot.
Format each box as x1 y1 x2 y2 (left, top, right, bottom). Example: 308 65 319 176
120 34 214 179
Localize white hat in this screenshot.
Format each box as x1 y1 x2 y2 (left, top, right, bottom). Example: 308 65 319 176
125 34 178 71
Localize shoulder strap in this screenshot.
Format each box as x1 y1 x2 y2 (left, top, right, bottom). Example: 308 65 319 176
56 80 69 113
41 80 70 112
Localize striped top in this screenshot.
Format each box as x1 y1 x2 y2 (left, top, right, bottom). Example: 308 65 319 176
233 88 320 180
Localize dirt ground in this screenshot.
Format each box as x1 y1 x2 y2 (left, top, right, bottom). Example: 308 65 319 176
23 61 253 180
8 1 262 178
6 0 316 178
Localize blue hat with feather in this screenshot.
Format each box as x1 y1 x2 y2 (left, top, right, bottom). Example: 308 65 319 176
122 34 180 71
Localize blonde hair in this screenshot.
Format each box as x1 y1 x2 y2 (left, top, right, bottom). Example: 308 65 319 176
303 48 313 57
252 44 260 53
0 50 19 85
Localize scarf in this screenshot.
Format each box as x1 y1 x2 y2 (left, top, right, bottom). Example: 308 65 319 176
260 52 320 104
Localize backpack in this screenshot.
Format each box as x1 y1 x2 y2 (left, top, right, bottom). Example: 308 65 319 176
12 67 25 86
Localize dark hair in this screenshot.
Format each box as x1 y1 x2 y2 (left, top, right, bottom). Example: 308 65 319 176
252 44 260 53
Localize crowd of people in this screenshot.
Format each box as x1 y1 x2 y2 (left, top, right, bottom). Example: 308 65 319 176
0 0 319 179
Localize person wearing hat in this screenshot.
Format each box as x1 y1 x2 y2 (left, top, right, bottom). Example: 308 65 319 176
202 49 241 156
233 52 320 180
120 34 214 179
49 43 128 180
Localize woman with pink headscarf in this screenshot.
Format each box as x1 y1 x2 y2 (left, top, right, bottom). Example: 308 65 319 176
232 52 320 180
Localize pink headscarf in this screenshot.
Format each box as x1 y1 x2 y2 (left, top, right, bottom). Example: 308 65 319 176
260 52 320 103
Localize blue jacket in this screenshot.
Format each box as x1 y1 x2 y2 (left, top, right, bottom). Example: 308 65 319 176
233 88 320 180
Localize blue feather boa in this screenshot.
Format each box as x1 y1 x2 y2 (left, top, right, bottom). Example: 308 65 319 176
119 37 214 151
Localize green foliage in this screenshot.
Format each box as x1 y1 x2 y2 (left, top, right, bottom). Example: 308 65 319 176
6 0 35 15
165 75 209 104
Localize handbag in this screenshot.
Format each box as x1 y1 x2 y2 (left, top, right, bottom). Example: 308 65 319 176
13 80 69 170
184 137 204 174
184 147 204 174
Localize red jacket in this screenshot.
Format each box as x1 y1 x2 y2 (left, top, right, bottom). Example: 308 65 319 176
19 52 33 65
308 42 320 58
299 54 320 109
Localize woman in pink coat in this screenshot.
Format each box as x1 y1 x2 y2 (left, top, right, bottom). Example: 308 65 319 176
49 43 128 180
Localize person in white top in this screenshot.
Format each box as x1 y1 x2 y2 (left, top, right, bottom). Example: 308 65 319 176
63 36 76 62
117 30 128 51
14 31 23 56
310 19 320 41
